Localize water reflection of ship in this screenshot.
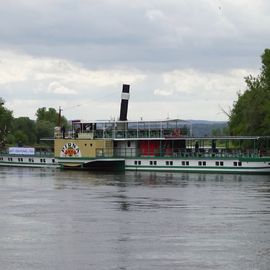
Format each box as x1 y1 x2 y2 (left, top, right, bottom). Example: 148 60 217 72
133 171 244 184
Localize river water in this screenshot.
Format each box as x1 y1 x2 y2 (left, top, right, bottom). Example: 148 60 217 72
0 167 270 270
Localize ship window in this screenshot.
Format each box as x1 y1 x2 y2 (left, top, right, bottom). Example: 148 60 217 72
233 161 237 166
52 159 55 163
134 160 141 165
203 161 206 166
166 161 169 165
40 159 43 163
127 141 131 147
220 161 224 166
215 161 219 166
154 161 157 165
8 157 13 162
238 162 242 166
170 161 173 166
0 157 3 161
182 161 190 166
198 161 202 166
150 161 153 165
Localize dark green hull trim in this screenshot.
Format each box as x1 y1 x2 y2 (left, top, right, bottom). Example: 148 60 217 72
125 165 270 175
61 160 125 172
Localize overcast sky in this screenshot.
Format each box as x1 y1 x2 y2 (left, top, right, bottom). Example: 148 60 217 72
1 0 269 121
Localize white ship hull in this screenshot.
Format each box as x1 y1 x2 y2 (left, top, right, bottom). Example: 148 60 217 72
0 155 58 168
124 157 270 174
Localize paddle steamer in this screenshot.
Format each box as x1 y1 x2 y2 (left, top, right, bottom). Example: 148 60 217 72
54 84 270 174
1 84 270 174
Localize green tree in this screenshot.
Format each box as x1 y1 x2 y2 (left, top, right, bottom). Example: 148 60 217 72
11 117 37 145
35 107 68 142
36 107 68 126
0 99 13 147
36 120 55 143
229 49 270 135
36 107 58 124
13 130 29 146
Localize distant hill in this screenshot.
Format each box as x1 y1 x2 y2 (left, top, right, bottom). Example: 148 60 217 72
188 120 228 137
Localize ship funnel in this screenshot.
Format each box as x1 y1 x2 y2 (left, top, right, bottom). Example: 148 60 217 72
119 84 130 121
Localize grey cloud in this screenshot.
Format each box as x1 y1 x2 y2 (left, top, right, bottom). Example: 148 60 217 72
1 0 269 71
1 0 270 120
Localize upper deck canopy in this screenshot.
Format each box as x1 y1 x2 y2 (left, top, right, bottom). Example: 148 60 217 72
64 119 266 141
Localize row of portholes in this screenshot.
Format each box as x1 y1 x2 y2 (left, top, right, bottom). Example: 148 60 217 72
2 157 55 163
39 158 56 163
133 160 243 167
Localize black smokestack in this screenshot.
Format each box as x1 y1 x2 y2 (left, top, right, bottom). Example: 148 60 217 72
119 84 130 121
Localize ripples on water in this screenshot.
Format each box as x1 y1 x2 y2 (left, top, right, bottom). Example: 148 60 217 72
0 167 270 270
